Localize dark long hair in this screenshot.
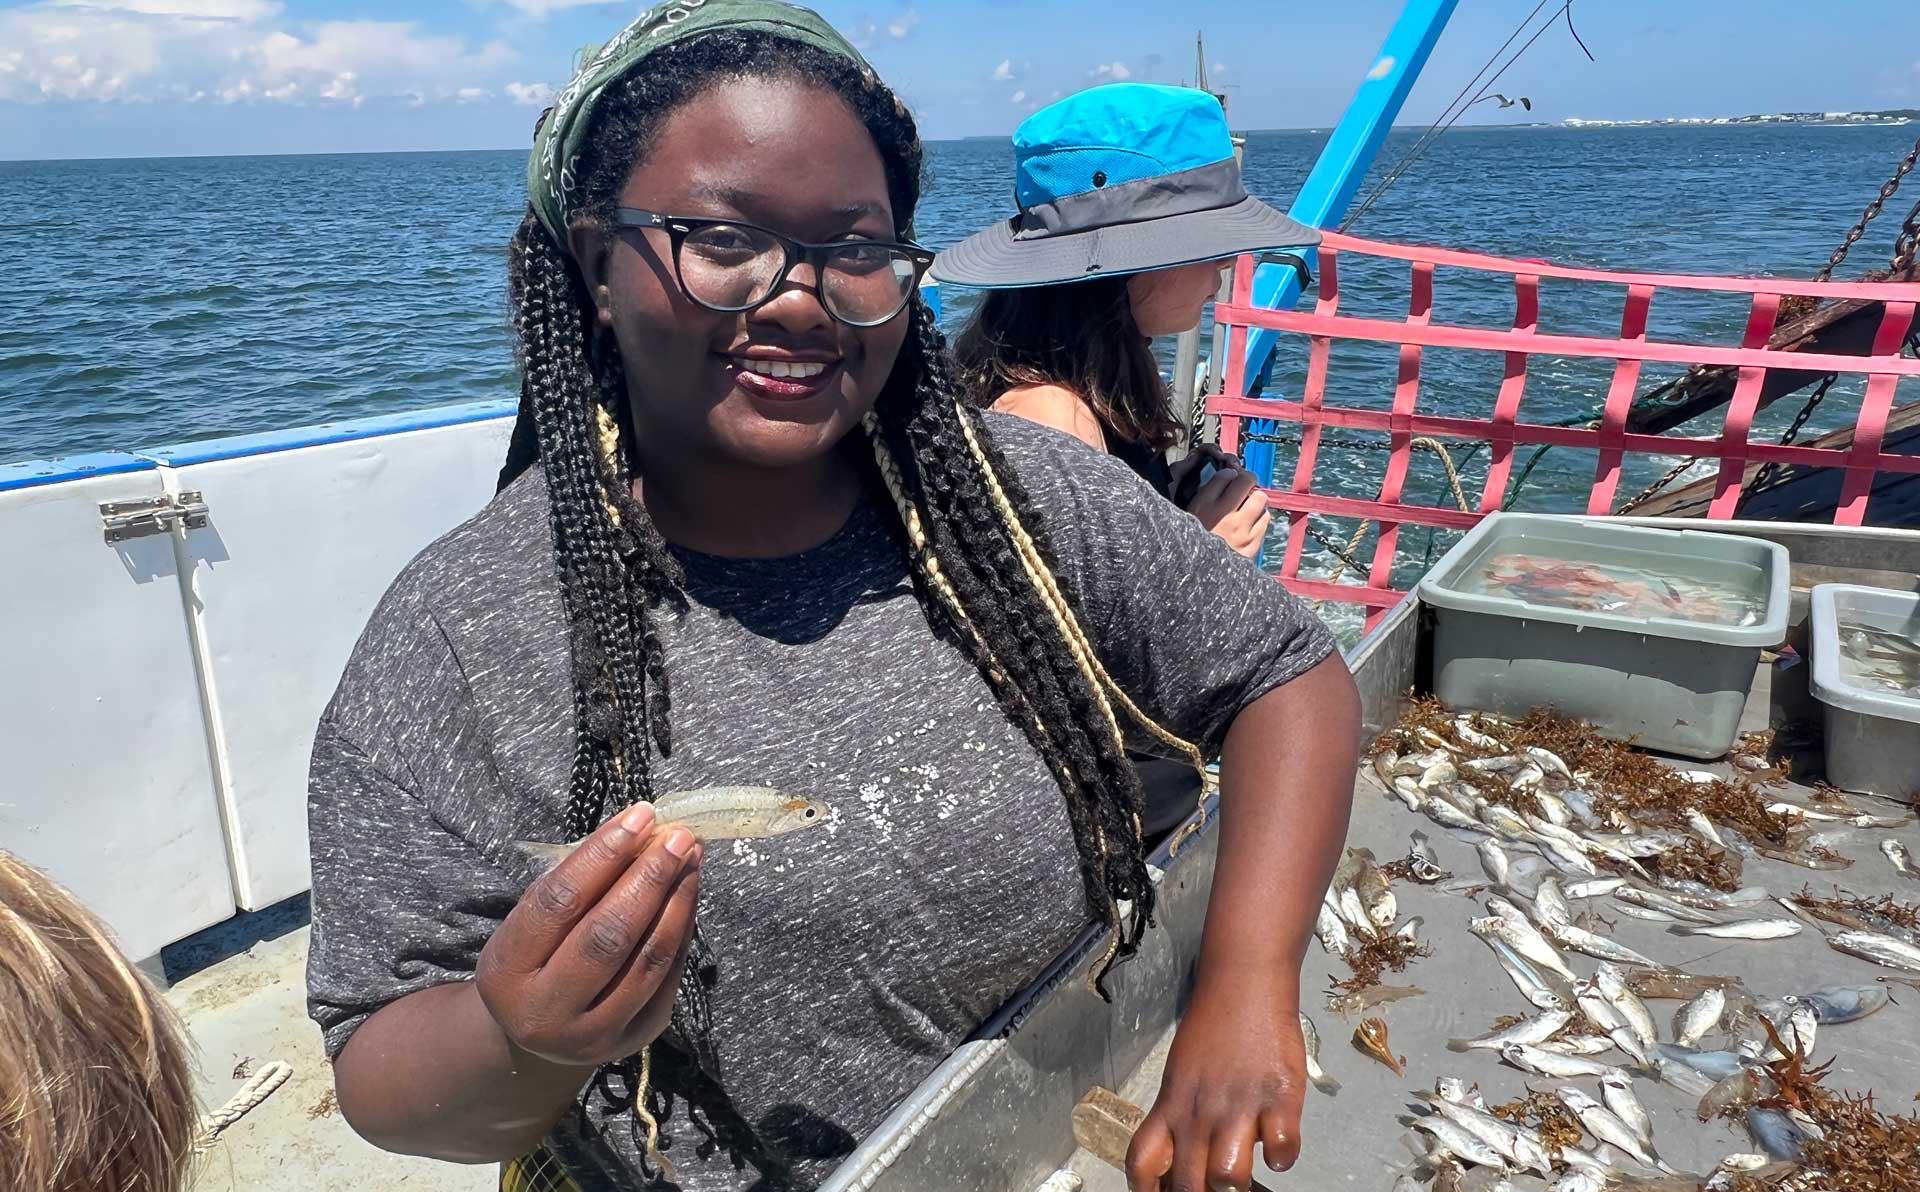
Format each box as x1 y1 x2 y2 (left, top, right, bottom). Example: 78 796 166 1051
495 29 1201 1187
952 278 1180 448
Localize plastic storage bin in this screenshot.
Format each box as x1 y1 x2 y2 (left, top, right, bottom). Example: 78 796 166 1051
1809 584 1920 800
1418 513 1789 759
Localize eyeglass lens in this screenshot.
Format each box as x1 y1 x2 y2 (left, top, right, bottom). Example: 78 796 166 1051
677 223 917 325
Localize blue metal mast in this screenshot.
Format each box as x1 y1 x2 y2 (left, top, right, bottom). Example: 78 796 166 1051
1237 0 1460 489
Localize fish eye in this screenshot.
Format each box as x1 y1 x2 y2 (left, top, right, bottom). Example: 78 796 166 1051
804 807 817 818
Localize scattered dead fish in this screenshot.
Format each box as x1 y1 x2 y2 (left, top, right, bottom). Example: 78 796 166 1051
1616 886 1721 924
1884 839 1919 880
1556 1088 1673 1173
1669 919 1804 941
1298 1013 1341 1096
1454 717 1503 750
1414 1091 1555 1178
1473 929 1572 1011
1565 876 1630 900
1673 988 1727 1046
1683 808 1728 849
1827 929 1920 973
1547 919 1662 967
1329 983 1426 1017
1354 1018 1406 1076
1316 899 1353 959
1538 1034 1616 1056
1613 901 1681 924
1412 1117 1505 1169
1484 898 1579 980
1352 849 1398 928
1446 1009 1573 1052
1500 1042 1625 1081
1600 1070 1655 1150
515 786 829 866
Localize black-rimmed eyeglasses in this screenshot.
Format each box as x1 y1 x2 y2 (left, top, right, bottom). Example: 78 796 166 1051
612 209 935 328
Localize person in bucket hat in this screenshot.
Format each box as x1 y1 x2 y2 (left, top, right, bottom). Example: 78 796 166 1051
942 82 1318 558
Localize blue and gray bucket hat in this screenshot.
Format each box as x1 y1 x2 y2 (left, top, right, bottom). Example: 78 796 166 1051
932 82 1319 288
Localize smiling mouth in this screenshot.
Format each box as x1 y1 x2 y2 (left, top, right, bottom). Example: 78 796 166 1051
733 357 832 380
725 354 843 401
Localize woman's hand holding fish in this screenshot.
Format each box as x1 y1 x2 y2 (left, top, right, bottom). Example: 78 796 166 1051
476 803 703 1069
1125 981 1306 1192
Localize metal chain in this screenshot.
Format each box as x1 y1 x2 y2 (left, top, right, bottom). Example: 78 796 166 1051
1734 372 1839 513
1893 194 1920 276
1816 133 1920 281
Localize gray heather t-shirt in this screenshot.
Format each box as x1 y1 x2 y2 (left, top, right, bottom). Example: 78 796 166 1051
305 412 1335 1191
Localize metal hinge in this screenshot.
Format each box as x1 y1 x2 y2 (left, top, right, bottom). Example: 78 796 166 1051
99 491 210 543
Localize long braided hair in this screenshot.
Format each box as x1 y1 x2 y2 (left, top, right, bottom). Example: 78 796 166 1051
497 29 1205 1185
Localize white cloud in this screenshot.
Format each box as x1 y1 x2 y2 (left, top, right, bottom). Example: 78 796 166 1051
505 80 553 106
0 0 514 105
1212 60 1228 76
990 57 1012 82
886 7 918 38
1010 89 1026 104
493 0 617 14
1090 61 1131 80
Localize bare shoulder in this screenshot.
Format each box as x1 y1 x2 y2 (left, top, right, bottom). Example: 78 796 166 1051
990 384 1107 451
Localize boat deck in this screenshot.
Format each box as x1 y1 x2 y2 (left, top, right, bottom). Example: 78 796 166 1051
165 907 488 1190
166 656 1919 1191
1065 661 1920 1190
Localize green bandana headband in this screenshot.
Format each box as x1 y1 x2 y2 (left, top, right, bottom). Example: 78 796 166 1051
527 0 875 245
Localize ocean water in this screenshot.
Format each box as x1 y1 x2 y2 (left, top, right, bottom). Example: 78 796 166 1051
3 124 1917 573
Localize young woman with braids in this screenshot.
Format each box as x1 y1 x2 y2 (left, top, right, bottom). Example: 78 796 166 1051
303 5 1359 1191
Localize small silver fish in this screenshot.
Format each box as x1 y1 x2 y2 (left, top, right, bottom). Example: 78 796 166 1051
1884 839 1919 880
1657 1043 1745 1080
515 786 830 868
1597 963 1659 1049
1683 808 1727 850
1500 1043 1624 1080
1316 898 1353 959
1298 1012 1341 1096
1473 927 1572 1011
1652 1055 1718 1097
1532 877 1574 929
1548 1172 1606 1192
1415 1092 1554 1177
1538 1034 1616 1056
1556 1087 1672 1173
1485 899 1578 980
1327 983 1426 1017
1446 1009 1573 1052
1669 919 1803 941
1454 716 1504 751
1826 929 1920 973
1412 1117 1506 1169
1565 876 1629 900
1673 988 1727 1046
1390 775 1426 811
1613 901 1681 924
1423 794 1490 834
1524 746 1572 781
1535 791 1576 828
1464 753 1526 774
1547 919 1661 968
1600 1070 1655 1150
1421 758 1461 791
1698 1068 1772 1123
1478 839 1512 887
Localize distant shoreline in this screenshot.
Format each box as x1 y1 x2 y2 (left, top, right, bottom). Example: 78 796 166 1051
8 111 1917 164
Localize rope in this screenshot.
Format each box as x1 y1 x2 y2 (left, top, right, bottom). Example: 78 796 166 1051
1286 437 1473 600
194 1060 292 1151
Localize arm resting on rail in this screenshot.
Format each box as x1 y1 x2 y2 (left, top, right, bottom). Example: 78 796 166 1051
1128 654 1362 1192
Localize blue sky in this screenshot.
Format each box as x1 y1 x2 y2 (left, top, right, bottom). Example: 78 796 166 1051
1 0 1915 160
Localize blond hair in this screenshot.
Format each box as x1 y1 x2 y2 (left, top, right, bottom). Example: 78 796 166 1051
0 852 198 1192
